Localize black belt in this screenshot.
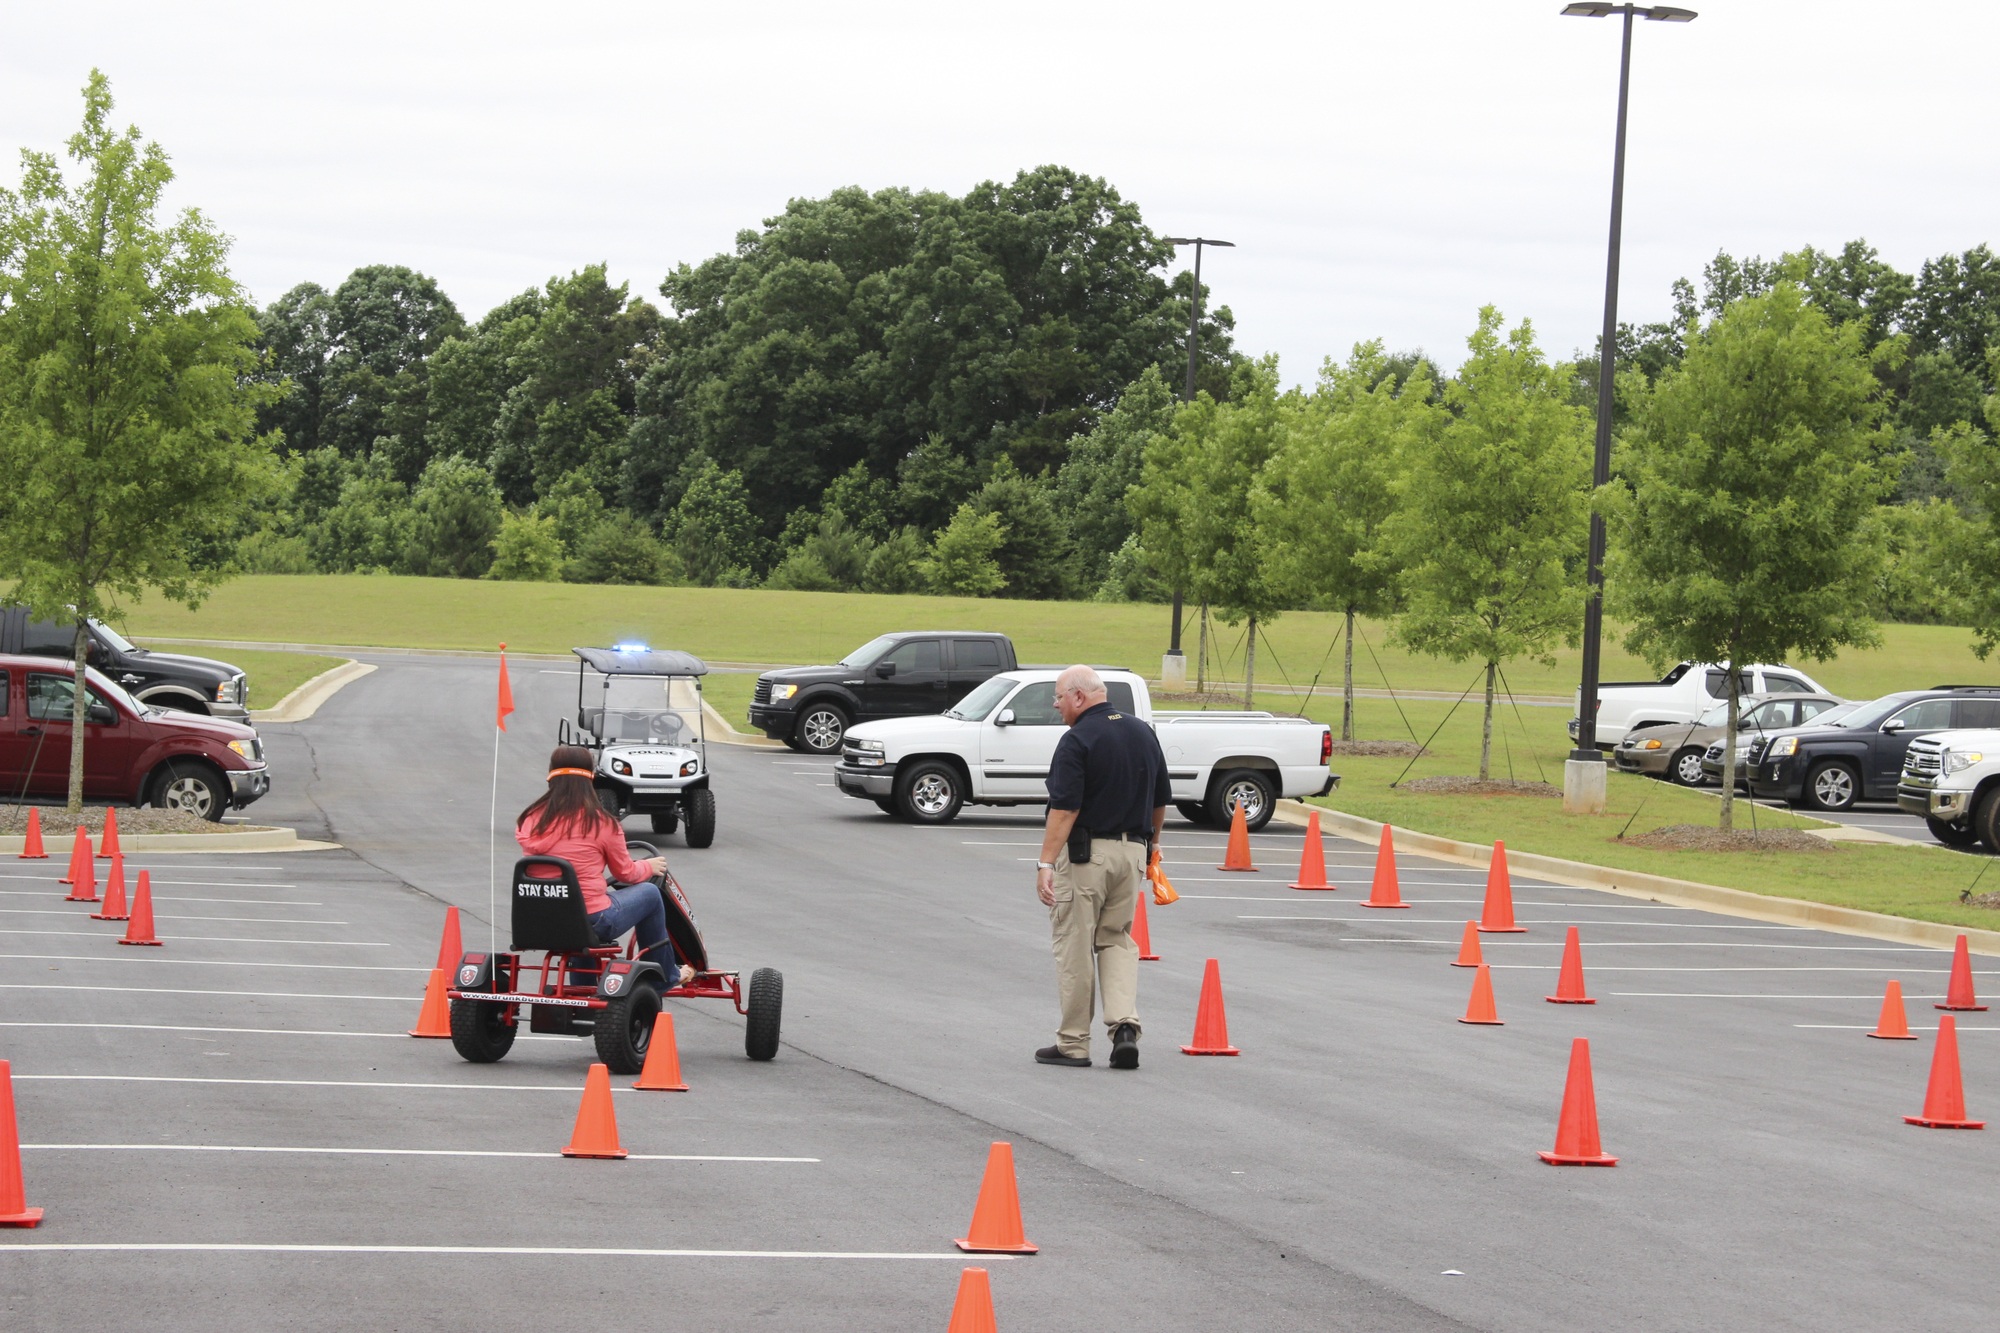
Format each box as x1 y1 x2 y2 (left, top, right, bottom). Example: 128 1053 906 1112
1090 831 1150 842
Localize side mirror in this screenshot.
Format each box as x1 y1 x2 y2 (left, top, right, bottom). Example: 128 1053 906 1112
1881 718 1905 734
995 709 1016 727
875 662 896 678
88 703 117 726
84 641 105 666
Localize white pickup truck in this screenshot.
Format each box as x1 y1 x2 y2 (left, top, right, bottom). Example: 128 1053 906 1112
1570 662 1831 749
831 668 1336 829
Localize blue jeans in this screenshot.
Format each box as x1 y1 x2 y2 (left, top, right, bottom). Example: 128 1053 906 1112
578 882 678 982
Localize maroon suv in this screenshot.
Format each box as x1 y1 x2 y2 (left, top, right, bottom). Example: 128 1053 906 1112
0 654 270 820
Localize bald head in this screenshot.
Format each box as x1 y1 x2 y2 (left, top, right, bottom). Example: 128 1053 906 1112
1055 664 1107 725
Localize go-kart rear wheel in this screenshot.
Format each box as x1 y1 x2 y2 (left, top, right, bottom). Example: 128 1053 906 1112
745 967 782 1061
449 997 517 1063
683 788 716 849
594 982 661 1075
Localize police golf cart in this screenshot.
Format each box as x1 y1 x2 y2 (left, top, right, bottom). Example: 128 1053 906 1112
560 644 717 847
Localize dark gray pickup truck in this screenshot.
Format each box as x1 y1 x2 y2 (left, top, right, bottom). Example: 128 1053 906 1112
748 631 1017 754
0 609 249 720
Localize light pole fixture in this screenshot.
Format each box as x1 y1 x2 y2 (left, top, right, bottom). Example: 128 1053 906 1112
1159 236 1233 681
1559 3 1696 815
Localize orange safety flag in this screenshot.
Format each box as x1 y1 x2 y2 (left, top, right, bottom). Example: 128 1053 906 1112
1148 847 1179 906
496 643 515 731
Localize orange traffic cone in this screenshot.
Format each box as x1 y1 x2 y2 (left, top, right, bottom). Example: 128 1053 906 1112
1217 799 1257 871
1478 840 1524 933
1539 1037 1617 1165
1459 963 1503 1025
1905 1015 1984 1129
434 906 464 972
1935 935 1987 1012
1181 957 1240 1055
1132 887 1159 961
1289 811 1331 889
98 806 120 859
1867 980 1916 1040
1360 825 1407 909
117 871 161 946
946 1267 998 1333
58 824 86 884
63 828 96 902
1546 926 1595 1004
1452 920 1483 968
409 968 452 1037
92 853 129 921
18 808 45 859
633 1011 688 1090
954 1141 1037 1253
562 1062 629 1158
0 1060 42 1227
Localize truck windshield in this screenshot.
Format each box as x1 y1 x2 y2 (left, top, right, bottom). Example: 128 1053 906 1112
840 635 898 669
946 676 1015 721
90 620 139 654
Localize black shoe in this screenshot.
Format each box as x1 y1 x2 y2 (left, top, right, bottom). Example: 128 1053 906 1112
1035 1045 1091 1067
1109 1024 1140 1070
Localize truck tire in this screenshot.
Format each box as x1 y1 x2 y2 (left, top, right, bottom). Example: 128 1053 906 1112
650 807 679 836
873 798 901 818
150 762 228 821
1928 816 1979 848
1669 747 1708 787
449 997 517 1063
1207 769 1275 831
896 760 964 823
795 704 848 755
593 981 661 1076
745 967 783 1061
1974 788 2000 852
682 787 716 848
1804 760 1860 812
1175 801 1212 827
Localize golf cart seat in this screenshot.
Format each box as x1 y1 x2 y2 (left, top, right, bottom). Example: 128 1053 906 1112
510 856 608 953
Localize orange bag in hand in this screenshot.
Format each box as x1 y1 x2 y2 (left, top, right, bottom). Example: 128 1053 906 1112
1148 848 1179 905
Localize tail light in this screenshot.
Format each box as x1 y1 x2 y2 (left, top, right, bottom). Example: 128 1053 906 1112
1320 728 1333 764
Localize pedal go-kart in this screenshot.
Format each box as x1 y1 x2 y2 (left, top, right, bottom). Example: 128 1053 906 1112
446 840 781 1073
559 644 717 847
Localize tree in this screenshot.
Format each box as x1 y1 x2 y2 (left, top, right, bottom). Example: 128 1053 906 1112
488 511 564 581
1387 309 1590 779
1055 365 1178 586
971 458 1071 600
922 505 1006 596
669 456 761 585
0 73 274 810
565 512 673 585
1938 352 2000 653
862 527 930 593
1608 283 1894 827
402 456 503 578
1256 342 1440 738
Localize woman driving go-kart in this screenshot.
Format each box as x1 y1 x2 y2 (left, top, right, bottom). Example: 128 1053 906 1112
516 744 696 988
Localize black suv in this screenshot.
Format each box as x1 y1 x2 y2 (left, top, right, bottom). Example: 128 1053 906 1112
0 609 249 720
749 632 1018 753
1744 686 2000 811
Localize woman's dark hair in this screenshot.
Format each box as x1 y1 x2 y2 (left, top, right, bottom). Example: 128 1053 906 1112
518 745 614 835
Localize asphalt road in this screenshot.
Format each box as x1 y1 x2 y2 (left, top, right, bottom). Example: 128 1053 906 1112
2 654 1994 1330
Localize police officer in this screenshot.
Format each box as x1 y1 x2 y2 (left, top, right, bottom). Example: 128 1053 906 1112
1035 665 1170 1070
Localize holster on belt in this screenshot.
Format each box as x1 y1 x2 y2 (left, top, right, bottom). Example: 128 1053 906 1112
1067 826 1092 865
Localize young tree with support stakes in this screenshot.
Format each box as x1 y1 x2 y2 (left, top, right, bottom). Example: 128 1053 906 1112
1387 308 1590 780
1256 342 1439 739
0 73 274 813
1608 282 1894 829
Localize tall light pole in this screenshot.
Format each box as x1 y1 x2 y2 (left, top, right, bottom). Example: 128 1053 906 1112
1159 236 1233 690
1559 2 1695 815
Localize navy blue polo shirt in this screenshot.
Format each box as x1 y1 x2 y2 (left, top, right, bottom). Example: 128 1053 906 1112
1046 700 1171 837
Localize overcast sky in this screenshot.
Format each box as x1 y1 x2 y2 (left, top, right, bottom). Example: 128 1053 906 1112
4 1 1994 383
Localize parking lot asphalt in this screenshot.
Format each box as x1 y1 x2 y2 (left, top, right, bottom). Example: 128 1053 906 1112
3 654 1995 1330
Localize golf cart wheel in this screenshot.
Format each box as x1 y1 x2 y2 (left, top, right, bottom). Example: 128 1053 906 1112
683 787 716 848
745 967 783 1061
796 704 848 755
594 981 661 1076
650 807 680 836
896 760 963 823
449 997 517 1063
1928 816 1979 848
1175 801 1211 827
1670 747 1708 787
1207 769 1275 831
1805 760 1859 812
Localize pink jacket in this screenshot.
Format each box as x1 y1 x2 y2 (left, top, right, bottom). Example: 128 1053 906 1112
516 813 652 915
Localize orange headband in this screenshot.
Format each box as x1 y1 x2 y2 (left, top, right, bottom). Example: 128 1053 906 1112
547 767 595 779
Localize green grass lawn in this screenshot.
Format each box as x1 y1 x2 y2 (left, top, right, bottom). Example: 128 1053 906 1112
220 647 351 709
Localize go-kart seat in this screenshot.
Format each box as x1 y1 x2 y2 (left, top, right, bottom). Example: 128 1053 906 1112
510 855 605 953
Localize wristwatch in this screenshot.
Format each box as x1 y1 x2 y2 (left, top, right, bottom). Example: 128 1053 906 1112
1036 861 1056 870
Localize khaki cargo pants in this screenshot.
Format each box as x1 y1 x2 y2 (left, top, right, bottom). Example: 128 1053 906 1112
1048 837 1145 1058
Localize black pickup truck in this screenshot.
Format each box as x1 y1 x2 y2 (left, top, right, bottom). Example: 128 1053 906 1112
749 631 1016 753
0 609 249 721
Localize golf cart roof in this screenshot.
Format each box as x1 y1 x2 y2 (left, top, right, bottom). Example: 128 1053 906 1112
573 646 710 677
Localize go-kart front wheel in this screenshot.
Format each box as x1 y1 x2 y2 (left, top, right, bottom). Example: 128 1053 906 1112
594 981 661 1075
450 997 517 1063
745 967 783 1061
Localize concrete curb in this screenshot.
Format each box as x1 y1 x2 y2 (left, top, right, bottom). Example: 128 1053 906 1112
703 701 785 749
250 661 378 723
1270 798 2000 958
0 825 340 855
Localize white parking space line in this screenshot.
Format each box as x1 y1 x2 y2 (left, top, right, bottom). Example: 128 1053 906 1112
20 1144 819 1162
0 874 301 889
1614 993 1944 1000
1240 926 1927 951
1176 893 1691 909
0 910 346 925
1796 1023 1999 1030
13 1074 710 1095
0 929 388 946
1488 965 1983 973
0 1243 964 1261
0 984 410 1001
0 954 428 973
0 1022 569 1041
0 891 323 905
